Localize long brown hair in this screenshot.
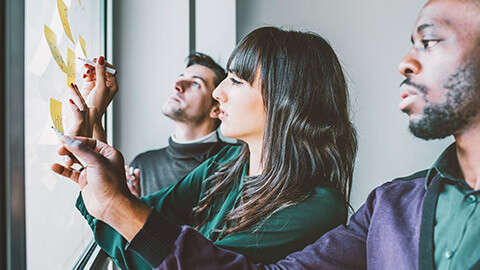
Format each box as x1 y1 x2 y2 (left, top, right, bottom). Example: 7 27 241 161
192 27 357 239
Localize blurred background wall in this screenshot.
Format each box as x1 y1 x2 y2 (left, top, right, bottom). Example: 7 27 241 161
112 0 452 210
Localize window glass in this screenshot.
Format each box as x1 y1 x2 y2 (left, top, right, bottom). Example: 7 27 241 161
25 0 104 268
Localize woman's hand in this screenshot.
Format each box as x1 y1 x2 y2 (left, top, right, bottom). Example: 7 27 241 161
82 56 118 117
51 136 150 241
66 83 98 138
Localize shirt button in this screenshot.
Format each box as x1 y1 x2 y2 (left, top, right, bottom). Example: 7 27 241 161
466 194 477 203
445 251 454 259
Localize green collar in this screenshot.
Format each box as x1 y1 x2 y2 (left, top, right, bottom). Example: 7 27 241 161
425 143 463 189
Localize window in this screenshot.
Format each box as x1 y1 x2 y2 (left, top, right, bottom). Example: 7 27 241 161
3 0 108 269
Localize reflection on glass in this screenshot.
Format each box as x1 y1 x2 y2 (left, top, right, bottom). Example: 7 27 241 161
25 0 104 268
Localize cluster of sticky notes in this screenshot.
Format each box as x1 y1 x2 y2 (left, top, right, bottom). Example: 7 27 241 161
45 0 89 130
44 0 88 87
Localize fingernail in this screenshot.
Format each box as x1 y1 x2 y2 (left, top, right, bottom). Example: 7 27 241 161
86 69 90 73
99 56 105 65
70 83 74 88
83 74 87 78
69 99 74 104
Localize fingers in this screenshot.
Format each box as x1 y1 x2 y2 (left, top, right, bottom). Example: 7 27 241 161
96 56 107 87
60 136 102 165
58 145 82 167
125 166 141 197
71 83 88 109
51 163 81 183
61 135 122 167
68 98 84 123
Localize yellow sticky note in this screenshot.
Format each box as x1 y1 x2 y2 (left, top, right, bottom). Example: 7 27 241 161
50 98 64 134
44 25 67 74
79 35 87 58
57 0 75 44
67 47 76 87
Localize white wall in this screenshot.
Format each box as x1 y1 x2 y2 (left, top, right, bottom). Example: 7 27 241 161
112 0 190 162
236 0 453 210
196 0 236 67
113 0 236 163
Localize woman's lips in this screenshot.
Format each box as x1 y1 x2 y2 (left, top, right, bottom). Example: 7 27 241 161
218 108 229 120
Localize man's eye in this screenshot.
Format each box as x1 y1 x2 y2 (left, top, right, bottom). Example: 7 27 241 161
230 78 242 86
421 39 439 49
192 82 200 88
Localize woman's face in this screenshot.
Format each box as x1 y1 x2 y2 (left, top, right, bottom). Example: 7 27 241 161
212 70 266 143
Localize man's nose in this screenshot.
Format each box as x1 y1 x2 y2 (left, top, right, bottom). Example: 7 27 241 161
398 50 421 77
174 80 190 93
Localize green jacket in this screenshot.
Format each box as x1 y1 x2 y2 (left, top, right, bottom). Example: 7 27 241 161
76 145 347 269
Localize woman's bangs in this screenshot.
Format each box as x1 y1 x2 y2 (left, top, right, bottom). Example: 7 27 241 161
226 41 260 84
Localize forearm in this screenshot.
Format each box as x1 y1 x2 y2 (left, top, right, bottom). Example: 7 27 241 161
102 193 150 242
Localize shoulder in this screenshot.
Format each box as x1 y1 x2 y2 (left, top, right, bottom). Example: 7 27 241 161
130 147 169 165
358 169 429 217
207 144 244 165
374 169 429 195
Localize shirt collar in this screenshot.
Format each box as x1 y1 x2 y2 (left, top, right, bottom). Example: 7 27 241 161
425 142 463 189
171 130 218 144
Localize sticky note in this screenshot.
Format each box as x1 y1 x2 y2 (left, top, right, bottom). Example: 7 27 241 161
67 47 76 87
79 35 87 58
50 98 64 134
57 0 75 44
44 25 67 74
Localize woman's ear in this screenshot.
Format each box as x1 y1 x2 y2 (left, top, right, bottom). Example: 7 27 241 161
209 103 220 119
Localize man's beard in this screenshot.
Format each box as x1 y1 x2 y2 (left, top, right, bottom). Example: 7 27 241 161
408 63 480 140
162 104 207 124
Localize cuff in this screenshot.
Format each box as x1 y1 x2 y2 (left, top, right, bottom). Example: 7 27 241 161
75 192 95 224
126 209 181 267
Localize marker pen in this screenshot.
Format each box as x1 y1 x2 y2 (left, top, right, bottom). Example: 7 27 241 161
77 57 117 75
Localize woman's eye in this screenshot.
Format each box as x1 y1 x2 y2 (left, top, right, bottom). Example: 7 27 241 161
230 78 242 86
421 39 439 49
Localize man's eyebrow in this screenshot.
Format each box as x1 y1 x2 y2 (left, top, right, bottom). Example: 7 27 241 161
192 75 207 85
417 23 434 34
411 23 435 44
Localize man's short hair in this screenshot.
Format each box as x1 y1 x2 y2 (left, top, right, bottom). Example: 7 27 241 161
186 52 227 88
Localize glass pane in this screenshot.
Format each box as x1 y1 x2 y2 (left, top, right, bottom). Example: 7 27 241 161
25 0 104 268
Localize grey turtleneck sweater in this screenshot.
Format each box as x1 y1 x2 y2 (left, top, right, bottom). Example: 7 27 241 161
130 134 232 196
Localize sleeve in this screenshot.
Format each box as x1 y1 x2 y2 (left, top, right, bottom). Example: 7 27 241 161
75 157 215 269
127 188 378 269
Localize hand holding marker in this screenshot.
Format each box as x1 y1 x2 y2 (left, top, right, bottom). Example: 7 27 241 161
78 57 117 75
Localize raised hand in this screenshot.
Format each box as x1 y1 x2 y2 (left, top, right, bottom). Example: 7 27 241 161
51 136 150 241
66 83 98 138
82 56 118 117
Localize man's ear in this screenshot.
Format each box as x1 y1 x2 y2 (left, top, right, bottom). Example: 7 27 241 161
209 103 220 119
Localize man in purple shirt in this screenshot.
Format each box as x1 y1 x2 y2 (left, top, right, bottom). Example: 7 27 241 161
52 0 480 269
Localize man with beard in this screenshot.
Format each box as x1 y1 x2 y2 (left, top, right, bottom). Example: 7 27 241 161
127 52 232 197
51 0 480 268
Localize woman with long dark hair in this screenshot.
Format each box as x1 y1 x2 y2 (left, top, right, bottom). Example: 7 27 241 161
53 26 357 269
